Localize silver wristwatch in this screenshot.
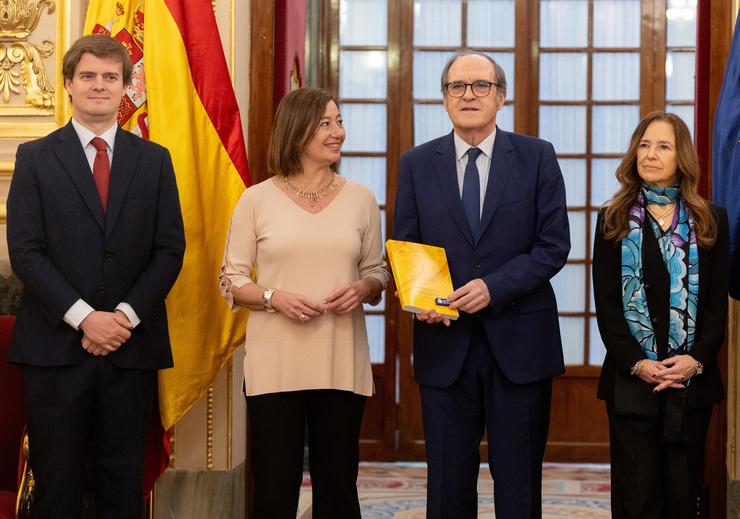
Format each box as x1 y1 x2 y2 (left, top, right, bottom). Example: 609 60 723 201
262 288 276 312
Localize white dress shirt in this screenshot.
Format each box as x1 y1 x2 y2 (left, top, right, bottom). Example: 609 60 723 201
453 129 496 218
63 118 141 330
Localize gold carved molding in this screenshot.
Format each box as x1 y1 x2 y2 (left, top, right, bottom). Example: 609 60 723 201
0 161 13 176
0 121 58 137
0 0 57 115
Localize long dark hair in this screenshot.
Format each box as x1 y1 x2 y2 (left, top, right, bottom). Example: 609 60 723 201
601 111 717 247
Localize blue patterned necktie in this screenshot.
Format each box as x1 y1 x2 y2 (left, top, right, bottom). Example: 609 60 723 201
462 147 482 236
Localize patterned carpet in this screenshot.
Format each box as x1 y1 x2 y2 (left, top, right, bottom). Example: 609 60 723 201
298 462 611 518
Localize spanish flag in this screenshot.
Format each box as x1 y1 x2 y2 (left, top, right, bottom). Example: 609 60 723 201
83 0 250 490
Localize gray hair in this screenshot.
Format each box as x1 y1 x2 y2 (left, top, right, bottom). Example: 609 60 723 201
439 51 507 98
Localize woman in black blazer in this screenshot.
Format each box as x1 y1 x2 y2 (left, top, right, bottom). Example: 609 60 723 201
593 111 729 519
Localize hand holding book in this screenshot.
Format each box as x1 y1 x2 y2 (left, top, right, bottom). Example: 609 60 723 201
386 239 460 321
447 278 491 314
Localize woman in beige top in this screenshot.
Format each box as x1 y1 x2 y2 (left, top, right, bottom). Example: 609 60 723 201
220 87 388 519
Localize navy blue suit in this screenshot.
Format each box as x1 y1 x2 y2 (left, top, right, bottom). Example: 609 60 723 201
6 121 185 518
393 129 570 518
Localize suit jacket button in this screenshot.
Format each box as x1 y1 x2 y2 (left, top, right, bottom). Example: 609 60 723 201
474 263 481 269
651 317 658 324
98 286 105 294
105 253 114 261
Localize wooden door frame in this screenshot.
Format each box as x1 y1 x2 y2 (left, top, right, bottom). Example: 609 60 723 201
248 0 276 187
246 5 275 517
697 2 734 517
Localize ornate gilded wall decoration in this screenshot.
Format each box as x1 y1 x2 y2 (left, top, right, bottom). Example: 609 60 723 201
0 0 56 111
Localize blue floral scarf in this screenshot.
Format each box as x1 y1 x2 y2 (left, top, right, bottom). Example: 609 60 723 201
621 183 699 361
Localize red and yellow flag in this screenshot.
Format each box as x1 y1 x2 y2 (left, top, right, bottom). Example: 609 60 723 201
83 0 250 489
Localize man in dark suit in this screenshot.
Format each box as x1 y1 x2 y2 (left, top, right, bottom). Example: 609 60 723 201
393 51 570 518
6 35 185 518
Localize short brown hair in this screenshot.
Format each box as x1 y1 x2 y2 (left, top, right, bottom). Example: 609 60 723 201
62 35 133 86
268 88 339 177
440 51 507 98
601 111 717 247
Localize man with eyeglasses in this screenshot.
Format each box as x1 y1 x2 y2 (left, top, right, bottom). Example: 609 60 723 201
393 51 570 518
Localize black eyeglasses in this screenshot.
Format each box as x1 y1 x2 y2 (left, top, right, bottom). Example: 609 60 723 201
445 80 499 98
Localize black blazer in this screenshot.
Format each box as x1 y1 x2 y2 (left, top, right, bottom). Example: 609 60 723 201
6 122 185 370
593 205 728 411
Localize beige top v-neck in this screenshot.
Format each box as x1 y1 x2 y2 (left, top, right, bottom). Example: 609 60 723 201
220 177 388 396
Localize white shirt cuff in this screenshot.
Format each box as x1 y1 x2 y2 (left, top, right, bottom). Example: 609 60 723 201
63 299 95 330
115 302 141 329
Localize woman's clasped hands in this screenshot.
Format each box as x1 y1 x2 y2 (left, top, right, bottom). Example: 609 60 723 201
635 354 701 392
271 280 376 322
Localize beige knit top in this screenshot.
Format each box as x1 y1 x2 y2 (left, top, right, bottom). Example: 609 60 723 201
219 177 389 396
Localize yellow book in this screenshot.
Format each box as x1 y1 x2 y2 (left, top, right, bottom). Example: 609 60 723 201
386 239 459 320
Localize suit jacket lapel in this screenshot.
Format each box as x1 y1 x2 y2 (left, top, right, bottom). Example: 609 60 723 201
434 132 475 246
479 128 514 238
55 122 106 232
105 127 140 239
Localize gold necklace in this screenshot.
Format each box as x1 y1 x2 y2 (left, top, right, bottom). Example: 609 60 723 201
283 173 338 207
646 203 676 227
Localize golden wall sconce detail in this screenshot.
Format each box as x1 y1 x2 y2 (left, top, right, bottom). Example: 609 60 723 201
0 0 56 114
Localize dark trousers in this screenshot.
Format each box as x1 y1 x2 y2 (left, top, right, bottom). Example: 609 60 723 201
22 356 155 519
419 323 552 519
607 400 712 519
246 389 367 519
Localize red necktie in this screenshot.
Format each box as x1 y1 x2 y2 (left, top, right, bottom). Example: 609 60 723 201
91 137 110 212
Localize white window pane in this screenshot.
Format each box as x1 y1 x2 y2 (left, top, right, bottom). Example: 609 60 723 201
485 52 515 101
468 0 515 47
666 51 695 101
340 51 388 99
414 0 462 46
560 317 585 365
666 104 694 140
539 106 587 154
552 263 585 312
340 0 388 45
589 317 606 366
366 315 385 364
497 104 514 131
414 103 452 146
591 158 621 207
540 0 588 48
666 0 697 47
340 157 386 204
568 211 586 260
364 291 386 312
342 104 387 152
592 53 640 101
593 0 640 48
414 51 455 100
540 53 587 101
592 105 639 154
559 159 586 207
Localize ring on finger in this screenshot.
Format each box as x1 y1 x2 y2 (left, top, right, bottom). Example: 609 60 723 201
299 313 308 321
